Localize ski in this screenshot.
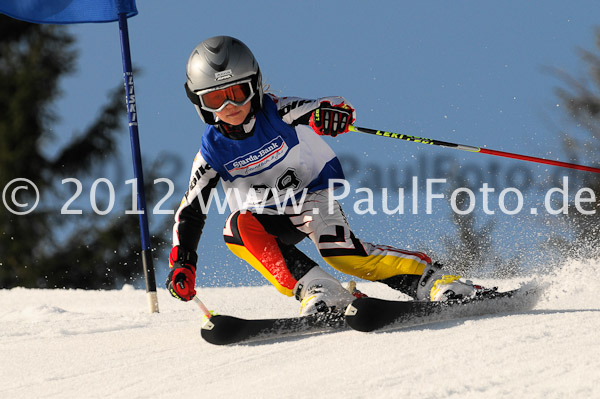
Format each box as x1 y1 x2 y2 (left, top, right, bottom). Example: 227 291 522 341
345 286 541 333
201 310 347 345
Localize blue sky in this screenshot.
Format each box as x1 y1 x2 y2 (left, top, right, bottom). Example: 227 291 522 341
49 1 600 286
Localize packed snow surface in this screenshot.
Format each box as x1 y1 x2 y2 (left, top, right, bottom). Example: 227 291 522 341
1 260 599 399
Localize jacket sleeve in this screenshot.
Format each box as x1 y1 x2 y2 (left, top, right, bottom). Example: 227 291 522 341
269 94 355 127
172 151 220 253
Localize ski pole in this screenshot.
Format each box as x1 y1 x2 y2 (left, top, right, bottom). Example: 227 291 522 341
193 296 213 319
348 125 600 174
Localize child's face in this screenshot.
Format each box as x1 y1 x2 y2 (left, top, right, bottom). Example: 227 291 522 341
215 102 252 126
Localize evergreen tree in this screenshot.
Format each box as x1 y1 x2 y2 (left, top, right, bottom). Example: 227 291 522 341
0 16 172 288
439 181 499 276
548 29 600 260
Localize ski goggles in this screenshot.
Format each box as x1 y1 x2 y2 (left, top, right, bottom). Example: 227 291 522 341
197 79 255 112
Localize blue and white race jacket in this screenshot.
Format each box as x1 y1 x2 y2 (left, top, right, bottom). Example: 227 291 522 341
173 94 353 250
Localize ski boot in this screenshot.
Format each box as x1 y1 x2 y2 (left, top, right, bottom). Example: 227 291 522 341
294 267 355 316
416 262 495 302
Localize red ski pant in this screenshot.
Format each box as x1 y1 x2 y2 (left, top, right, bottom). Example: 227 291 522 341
223 190 432 297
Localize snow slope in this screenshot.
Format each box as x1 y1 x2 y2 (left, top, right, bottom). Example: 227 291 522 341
1 259 599 399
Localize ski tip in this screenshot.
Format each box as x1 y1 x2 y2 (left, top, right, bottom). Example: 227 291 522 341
344 297 393 332
200 315 249 346
345 304 358 317
201 318 215 331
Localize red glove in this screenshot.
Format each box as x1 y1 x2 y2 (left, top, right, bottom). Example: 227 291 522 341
309 101 355 137
166 246 197 301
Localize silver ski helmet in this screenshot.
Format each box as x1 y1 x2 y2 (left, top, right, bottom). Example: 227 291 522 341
185 36 263 125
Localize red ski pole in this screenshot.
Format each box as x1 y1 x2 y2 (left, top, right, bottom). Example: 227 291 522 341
349 125 600 174
193 296 213 319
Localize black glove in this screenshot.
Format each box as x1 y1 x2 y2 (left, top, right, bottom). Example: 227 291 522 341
309 101 355 137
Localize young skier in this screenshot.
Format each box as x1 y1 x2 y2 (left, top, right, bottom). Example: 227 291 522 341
167 35 486 314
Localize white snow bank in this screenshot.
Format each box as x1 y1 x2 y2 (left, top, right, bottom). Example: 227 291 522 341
1 259 599 399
